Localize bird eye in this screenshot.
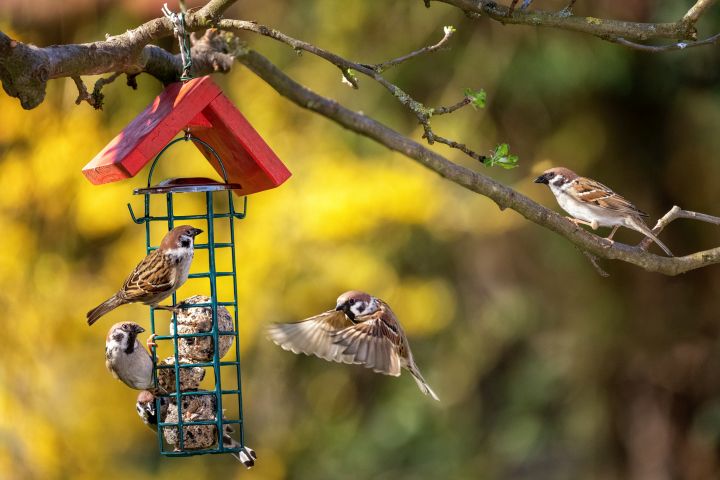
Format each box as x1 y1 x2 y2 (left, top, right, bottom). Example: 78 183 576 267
348 299 355 305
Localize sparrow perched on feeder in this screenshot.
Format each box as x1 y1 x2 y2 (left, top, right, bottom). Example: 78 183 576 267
87 225 203 326
136 390 257 467
105 322 155 390
267 290 439 401
534 167 673 256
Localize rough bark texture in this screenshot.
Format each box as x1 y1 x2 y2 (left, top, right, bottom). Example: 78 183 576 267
1 0 719 275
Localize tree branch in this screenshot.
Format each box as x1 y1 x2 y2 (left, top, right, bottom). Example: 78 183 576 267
0 2 238 109
638 206 720 251
365 25 456 72
3 0 720 275
683 0 718 27
607 33 720 53
432 0 713 44
218 20 490 163
236 48 720 276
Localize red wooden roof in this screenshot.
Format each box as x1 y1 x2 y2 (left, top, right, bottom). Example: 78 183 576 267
82 76 291 195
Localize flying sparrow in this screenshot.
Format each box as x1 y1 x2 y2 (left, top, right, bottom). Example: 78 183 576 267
105 322 155 390
136 390 257 467
87 225 203 326
267 290 439 401
534 167 673 256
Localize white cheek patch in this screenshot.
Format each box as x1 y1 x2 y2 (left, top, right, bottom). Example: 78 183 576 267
106 339 123 354
164 247 193 258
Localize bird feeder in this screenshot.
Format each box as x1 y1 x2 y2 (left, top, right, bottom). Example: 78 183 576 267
84 76 290 460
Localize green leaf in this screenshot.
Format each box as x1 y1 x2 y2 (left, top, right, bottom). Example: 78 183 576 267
484 143 519 169
464 88 487 109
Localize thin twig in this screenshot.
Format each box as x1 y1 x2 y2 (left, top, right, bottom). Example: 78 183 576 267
367 25 456 72
638 206 720 250
71 75 92 106
434 0 701 43
239 48 720 276
432 96 472 116
683 0 718 27
608 33 720 52
89 72 122 109
580 249 611 277
220 20 487 163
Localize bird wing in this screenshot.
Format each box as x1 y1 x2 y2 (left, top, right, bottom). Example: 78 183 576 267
568 177 648 217
121 250 176 301
330 305 403 377
267 310 356 363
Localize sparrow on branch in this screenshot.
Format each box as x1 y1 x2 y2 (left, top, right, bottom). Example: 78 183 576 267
534 167 672 256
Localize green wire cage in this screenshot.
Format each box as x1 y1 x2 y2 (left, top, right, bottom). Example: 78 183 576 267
127 134 252 461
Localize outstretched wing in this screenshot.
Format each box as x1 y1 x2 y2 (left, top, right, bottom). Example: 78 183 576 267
569 177 648 217
267 310 355 363
331 307 403 376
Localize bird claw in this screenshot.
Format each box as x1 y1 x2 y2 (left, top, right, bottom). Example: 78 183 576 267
602 237 615 249
146 334 158 350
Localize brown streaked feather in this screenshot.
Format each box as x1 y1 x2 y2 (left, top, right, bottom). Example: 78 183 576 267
120 250 176 301
568 177 648 217
266 310 355 363
331 304 405 376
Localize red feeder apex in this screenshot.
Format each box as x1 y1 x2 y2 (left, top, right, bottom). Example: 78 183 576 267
82 76 291 195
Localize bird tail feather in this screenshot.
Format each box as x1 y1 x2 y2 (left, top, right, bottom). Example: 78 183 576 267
223 433 257 468
628 217 673 257
407 363 440 401
87 294 124 326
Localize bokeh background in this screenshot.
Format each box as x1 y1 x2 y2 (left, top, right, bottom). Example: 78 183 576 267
2 1 720 479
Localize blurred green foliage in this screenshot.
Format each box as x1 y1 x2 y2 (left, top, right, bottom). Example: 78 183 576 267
2 1 720 479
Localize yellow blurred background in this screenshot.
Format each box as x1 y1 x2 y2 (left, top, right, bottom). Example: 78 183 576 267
2 1 720 479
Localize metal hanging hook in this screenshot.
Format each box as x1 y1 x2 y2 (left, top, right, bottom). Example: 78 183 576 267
162 3 193 81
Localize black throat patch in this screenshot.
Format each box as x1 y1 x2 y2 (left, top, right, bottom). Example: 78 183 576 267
125 332 137 354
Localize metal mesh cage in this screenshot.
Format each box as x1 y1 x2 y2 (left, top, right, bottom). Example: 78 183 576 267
127 134 250 459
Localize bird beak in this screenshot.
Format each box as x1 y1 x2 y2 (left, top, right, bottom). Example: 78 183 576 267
534 174 548 184
190 228 203 237
335 303 344 312
133 325 145 334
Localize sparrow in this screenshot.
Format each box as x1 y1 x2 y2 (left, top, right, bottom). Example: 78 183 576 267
136 389 168 429
136 390 257 467
172 295 234 362
534 167 673 256
87 225 203 326
105 322 155 390
267 290 439 401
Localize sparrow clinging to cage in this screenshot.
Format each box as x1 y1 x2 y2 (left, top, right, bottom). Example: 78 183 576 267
136 389 168 429
87 225 203 325
534 167 672 256
136 391 257 467
105 322 156 390
267 290 439 401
